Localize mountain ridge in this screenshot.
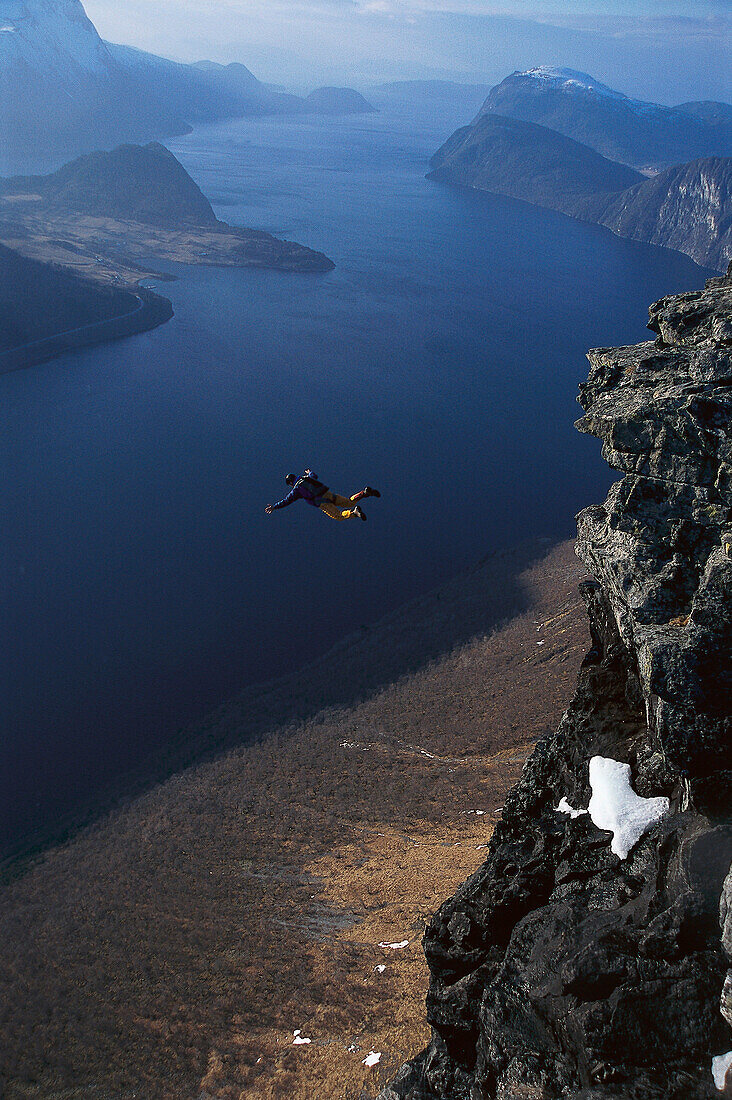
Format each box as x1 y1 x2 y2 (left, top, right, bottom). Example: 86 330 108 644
428 74 731 271
0 0 377 173
478 67 732 169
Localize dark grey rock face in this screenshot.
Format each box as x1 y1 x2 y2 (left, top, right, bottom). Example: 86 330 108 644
380 266 732 1100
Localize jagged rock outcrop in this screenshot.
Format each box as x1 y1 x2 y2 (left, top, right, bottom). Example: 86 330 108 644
380 266 732 1099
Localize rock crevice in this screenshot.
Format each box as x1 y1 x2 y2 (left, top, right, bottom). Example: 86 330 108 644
380 264 732 1100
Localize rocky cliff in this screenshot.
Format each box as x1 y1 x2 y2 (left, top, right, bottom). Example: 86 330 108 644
380 266 732 1100
586 158 732 273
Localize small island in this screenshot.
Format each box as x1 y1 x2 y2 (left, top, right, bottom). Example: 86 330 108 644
304 86 376 115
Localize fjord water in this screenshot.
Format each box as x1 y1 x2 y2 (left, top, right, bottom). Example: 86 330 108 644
0 105 710 854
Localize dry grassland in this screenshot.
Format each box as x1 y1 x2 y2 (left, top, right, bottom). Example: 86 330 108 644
0 540 588 1099
0 206 318 289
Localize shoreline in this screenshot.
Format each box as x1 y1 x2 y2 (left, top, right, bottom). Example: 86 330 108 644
0 286 174 374
426 171 723 273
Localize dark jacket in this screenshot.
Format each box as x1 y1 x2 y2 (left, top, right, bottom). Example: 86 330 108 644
272 473 329 509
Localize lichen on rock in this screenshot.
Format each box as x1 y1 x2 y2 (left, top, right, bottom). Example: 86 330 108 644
380 263 732 1100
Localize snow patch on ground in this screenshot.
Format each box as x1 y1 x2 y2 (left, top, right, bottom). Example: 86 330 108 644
374 964 386 974
363 1051 381 1067
292 1030 312 1046
556 797 588 819
378 940 409 950
712 1051 732 1091
588 757 669 860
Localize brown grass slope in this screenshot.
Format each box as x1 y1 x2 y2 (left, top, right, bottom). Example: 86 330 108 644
0 540 588 1100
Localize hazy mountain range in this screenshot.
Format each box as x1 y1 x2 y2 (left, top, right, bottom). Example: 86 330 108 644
0 0 374 174
430 68 732 270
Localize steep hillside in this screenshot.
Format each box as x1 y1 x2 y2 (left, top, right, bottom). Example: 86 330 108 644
429 113 642 210
382 268 732 1100
428 112 730 270
585 157 732 272
0 243 172 368
0 0 191 173
0 541 589 1099
4 143 218 227
478 67 732 170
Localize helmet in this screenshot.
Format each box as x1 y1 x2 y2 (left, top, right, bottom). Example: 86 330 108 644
285 473 297 485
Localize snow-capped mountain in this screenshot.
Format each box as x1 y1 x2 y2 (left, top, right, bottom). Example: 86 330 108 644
0 0 112 78
516 67 654 109
479 68 732 169
0 0 193 173
0 0 301 174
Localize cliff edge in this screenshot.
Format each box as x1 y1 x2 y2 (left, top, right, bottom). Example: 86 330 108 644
381 265 732 1099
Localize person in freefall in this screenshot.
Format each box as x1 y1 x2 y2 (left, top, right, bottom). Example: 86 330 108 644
265 469 381 521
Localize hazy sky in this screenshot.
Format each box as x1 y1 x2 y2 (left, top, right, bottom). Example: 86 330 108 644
84 0 731 102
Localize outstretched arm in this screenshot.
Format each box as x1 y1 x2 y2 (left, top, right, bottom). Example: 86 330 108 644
266 488 299 513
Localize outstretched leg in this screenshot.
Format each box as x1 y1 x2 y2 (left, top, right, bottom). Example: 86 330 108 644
350 486 381 502
319 499 354 520
318 491 360 520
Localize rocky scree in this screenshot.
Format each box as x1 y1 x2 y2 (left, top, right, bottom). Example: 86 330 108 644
379 264 732 1100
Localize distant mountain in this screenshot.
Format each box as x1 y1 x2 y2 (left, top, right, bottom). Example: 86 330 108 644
304 87 376 114
371 80 492 109
675 102 732 127
428 107 731 271
584 157 732 272
0 0 366 174
429 113 642 210
479 68 732 169
189 58 306 114
3 143 218 227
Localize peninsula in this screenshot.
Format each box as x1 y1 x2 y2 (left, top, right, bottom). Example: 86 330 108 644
0 143 334 370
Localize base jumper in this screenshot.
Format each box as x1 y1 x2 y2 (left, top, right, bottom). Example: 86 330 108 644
265 470 381 521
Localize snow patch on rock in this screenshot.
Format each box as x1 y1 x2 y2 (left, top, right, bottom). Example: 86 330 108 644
712 1051 732 1091
556 797 588 819
588 756 669 860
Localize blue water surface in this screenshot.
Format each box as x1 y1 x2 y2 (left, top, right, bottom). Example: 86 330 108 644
0 106 711 851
